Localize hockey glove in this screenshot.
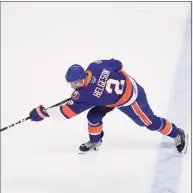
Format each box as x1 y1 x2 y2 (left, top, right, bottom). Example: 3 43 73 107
30 105 49 122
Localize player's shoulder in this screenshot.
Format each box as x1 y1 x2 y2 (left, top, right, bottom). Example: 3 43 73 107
71 90 81 101
87 59 110 70
85 60 101 74
87 59 103 69
70 87 91 103
88 58 121 67
66 89 89 106
89 58 114 65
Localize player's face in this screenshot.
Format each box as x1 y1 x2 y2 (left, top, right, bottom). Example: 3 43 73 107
70 79 84 89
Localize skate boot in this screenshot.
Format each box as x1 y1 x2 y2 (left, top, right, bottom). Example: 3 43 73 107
79 131 104 153
174 128 188 154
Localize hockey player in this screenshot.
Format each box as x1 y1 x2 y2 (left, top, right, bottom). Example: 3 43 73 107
29 59 188 154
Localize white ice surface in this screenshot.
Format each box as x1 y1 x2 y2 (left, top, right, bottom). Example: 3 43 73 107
1 2 191 193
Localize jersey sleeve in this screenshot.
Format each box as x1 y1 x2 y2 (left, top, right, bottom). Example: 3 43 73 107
60 100 93 119
46 90 93 120
90 58 123 72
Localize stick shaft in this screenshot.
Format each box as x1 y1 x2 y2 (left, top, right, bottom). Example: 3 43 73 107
0 98 71 132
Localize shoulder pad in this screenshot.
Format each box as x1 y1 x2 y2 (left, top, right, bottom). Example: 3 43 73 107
71 90 80 101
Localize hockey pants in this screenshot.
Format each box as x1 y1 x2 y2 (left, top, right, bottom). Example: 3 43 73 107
87 82 179 143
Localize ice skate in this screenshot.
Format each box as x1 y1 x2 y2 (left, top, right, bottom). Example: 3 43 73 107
174 128 188 154
79 131 104 154
79 140 102 153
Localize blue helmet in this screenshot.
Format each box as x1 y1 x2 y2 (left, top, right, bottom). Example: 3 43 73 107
65 64 86 83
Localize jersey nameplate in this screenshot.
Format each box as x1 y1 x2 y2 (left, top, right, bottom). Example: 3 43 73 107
93 69 111 98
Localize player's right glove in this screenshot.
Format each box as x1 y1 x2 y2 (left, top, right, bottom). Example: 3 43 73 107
29 105 49 122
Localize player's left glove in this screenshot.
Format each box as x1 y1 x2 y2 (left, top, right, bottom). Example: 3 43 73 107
29 105 49 122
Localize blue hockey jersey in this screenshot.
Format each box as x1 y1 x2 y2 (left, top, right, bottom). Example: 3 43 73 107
59 59 138 119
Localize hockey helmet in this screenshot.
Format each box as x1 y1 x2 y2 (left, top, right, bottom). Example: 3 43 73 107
65 64 86 83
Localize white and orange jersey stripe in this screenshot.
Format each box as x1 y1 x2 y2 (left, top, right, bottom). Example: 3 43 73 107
106 71 138 108
46 104 77 120
131 101 152 126
60 105 77 118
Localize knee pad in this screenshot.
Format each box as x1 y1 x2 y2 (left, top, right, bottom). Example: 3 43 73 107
147 116 165 131
87 109 102 126
87 107 113 126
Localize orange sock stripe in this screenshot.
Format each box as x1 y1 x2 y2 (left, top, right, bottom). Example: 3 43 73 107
131 102 152 126
160 120 172 135
88 125 102 135
61 105 77 118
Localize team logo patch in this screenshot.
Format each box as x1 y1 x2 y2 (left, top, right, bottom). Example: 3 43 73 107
72 91 80 100
67 100 74 105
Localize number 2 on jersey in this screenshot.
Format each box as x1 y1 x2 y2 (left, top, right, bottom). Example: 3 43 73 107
106 79 125 95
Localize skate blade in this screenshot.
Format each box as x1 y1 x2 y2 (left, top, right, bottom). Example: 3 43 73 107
79 147 99 155
181 134 188 154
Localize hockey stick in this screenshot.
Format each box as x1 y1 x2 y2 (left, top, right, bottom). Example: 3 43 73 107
0 97 71 132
